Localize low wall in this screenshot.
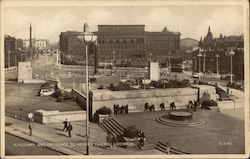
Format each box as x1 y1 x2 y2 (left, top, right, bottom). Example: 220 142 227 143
91 85 217 116
218 100 244 110
72 89 86 110
5 68 17 80
34 109 86 124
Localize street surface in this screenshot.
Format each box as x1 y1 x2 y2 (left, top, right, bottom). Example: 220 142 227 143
5 133 64 155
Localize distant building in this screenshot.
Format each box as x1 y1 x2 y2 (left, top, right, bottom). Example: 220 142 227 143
59 25 181 66
4 35 17 68
23 39 49 50
35 39 49 49
192 26 244 80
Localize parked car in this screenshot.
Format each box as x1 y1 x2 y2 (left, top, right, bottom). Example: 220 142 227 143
40 89 55 96
192 73 200 79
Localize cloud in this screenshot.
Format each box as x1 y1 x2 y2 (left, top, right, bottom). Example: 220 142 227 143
195 7 243 39
4 6 244 43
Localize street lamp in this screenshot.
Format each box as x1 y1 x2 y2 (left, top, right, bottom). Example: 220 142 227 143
216 54 220 78
203 53 206 73
112 50 116 74
168 52 171 68
77 22 97 155
149 53 152 63
228 49 235 84
192 56 197 72
197 48 202 74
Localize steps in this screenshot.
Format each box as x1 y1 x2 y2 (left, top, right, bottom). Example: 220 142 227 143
155 141 190 154
99 118 125 137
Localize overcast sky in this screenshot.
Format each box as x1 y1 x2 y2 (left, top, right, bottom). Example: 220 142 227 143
4 5 244 43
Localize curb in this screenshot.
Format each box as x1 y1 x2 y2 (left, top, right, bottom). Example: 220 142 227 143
5 127 86 155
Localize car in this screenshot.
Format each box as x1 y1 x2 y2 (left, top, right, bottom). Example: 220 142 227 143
40 89 55 96
192 73 200 78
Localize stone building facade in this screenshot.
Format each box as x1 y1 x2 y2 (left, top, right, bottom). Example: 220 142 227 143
59 25 181 66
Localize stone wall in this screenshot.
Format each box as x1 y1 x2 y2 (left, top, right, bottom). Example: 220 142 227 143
34 109 86 124
91 85 217 116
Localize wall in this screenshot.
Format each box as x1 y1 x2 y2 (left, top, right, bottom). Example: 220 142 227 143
5 67 17 80
91 85 217 116
71 89 86 110
18 62 32 82
34 109 86 124
150 62 160 81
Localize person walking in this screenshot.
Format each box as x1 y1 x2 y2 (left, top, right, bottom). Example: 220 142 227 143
106 132 113 149
66 122 73 138
63 118 68 131
28 124 32 136
137 130 146 149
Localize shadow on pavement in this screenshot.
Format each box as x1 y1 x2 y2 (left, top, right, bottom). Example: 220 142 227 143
56 132 69 137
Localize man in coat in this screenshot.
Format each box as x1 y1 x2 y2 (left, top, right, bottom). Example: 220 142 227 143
67 122 73 138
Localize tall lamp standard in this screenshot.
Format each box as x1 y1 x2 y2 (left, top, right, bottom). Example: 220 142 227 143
192 56 197 72
197 48 203 74
77 23 97 155
149 53 152 63
216 54 220 78
203 53 206 73
112 50 116 74
168 52 171 68
229 49 235 84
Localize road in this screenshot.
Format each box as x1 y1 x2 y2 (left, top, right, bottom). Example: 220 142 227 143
5 133 64 155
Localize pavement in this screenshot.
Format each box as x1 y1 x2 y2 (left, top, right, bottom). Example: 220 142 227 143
5 116 164 155
116 109 245 154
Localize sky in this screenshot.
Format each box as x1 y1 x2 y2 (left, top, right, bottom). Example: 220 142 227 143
4 5 244 43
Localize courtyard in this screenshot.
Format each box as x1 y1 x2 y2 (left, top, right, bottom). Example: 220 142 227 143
115 109 245 154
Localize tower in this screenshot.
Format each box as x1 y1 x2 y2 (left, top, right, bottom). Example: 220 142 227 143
29 23 32 48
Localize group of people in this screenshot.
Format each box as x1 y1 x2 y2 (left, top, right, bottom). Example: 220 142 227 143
63 119 73 138
113 104 129 114
144 102 177 111
186 100 200 112
144 103 155 112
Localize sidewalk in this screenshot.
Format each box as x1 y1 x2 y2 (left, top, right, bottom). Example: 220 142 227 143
5 116 163 155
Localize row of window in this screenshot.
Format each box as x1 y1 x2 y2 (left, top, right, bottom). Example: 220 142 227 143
98 38 144 44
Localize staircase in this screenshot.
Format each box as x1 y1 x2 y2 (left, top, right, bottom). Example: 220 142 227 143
99 118 155 150
155 141 190 154
99 118 125 137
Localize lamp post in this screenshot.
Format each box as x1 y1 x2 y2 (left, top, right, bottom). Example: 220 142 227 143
112 50 116 74
203 53 206 73
197 48 202 74
168 52 171 68
149 53 152 63
216 54 220 78
77 23 97 155
229 49 235 84
192 56 197 72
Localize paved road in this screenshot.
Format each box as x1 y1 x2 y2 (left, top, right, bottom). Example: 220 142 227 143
5 133 64 155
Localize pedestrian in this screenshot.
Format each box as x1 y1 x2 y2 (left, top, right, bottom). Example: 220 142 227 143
137 130 146 149
66 122 73 138
106 132 113 149
63 118 68 131
28 124 32 136
111 134 117 149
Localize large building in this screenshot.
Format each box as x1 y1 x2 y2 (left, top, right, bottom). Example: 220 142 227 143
192 26 244 80
59 25 181 66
